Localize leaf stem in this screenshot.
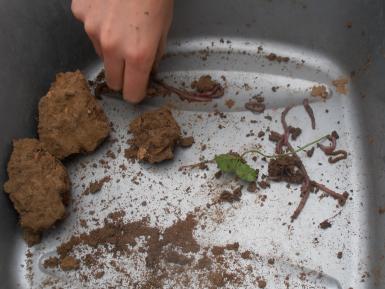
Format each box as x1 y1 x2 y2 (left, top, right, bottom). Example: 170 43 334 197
241 135 328 159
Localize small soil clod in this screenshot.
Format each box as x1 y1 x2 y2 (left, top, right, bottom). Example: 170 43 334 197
125 107 192 164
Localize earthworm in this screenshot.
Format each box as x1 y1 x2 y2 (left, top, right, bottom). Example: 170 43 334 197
312 181 349 206
328 150 348 164
303 98 316 129
153 79 224 102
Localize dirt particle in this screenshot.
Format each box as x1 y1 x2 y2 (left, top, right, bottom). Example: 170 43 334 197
268 258 275 265
179 136 195 148
319 220 332 229
241 251 252 259
257 279 267 288
311 85 329 99
83 176 111 195
306 147 315 158
225 99 235 109
247 182 257 193
43 256 60 269
60 256 80 271
266 53 290 63
332 78 349 95
219 187 242 203
337 251 343 259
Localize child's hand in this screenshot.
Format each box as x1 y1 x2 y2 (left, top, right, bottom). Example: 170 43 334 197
72 0 174 103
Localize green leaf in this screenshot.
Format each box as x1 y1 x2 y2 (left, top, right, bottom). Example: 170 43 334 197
235 163 258 182
214 154 257 182
215 154 241 173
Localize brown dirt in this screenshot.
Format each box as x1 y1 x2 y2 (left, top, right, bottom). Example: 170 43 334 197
225 99 235 109
266 53 290 63
319 220 332 229
219 187 242 203
179 136 195 148
247 182 257 193
268 156 305 184
311 85 328 99
38 71 110 159
191 75 219 92
306 147 315 158
257 279 267 288
288 126 302 141
245 96 266 113
57 212 199 271
83 176 111 195
240 251 252 260
60 256 80 271
163 214 200 253
43 256 60 269
126 107 192 164
164 250 193 265
3 139 70 246
332 78 349 95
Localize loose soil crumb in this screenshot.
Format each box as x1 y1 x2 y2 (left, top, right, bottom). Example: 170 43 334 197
332 78 349 95
306 147 315 158
219 187 242 203
179 136 195 148
60 256 80 271
191 75 219 93
257 279 267 288
247 182 257 193
38 71 110 159
319 220 332 229
126 107 192 163
311 85 329 99
266 53 290 63
241 251 252 260
43 256 60 269
225 99 235 109
268 156 304 184
3 139 70 246
288 126 302 141
83 176 111 195
245 96 266 113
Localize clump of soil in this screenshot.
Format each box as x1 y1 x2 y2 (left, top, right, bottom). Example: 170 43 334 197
191 75 220 93
60 256 80 271
83 176 111 195
3 139 70 246
38 71 110 159
311 85 328 99
288 126 302 140
125 107 193 163
319 220 332 229
332 78 349 95
266 53 290 63
245 95 265 113
268 156 305 184
219 187 242 203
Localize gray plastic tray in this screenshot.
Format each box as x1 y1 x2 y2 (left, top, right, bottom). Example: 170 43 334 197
1 0 385 288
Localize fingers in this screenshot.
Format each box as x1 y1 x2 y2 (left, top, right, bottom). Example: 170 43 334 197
104 55 124 91
153 32 168 72
122 61 151 103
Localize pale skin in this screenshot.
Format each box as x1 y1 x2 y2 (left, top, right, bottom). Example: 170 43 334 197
71 0 174 103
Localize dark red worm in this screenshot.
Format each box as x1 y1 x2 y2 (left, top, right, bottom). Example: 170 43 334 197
153 79 224 102
312 181 349 206
318 133 337 155
275 104 349 221
303 98 316 130
328 150 348 164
